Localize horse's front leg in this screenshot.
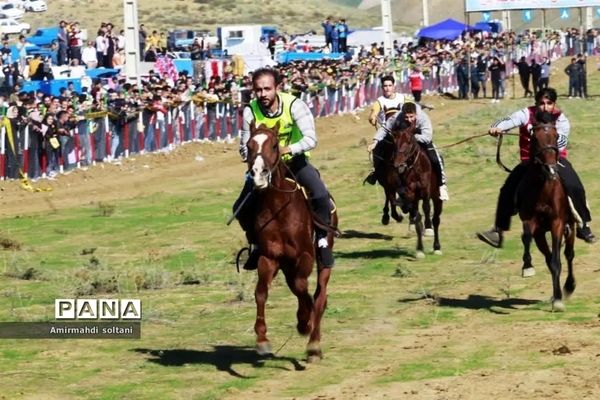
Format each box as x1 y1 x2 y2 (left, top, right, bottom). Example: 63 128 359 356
533 228 564 312
255 256 278 355
563 222 576 298
382 195 391 225
521 221 536 278
432 197 442 255
283 252 314 337
549 221 565 311
411 204 425 258
422 198 434 237
308 265 331 363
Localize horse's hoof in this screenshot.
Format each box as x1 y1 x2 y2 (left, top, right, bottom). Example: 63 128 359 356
424 228 434 237
433 249 443 256
522 267 536 278
381 214 390 225
415 251 425 259
306 342 322 363
408 224 415 232
256 341 273 356
551 299 565 312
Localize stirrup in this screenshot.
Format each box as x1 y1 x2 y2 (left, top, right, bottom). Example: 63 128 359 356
235 247 250 273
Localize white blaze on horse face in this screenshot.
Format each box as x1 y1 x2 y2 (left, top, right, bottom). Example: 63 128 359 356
251 133 269 188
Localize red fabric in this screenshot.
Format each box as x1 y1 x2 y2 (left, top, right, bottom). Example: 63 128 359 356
519 106 567 161
408 72 423 91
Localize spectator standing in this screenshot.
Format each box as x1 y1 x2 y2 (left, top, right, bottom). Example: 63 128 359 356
408 66 424 102
530 58 541 97
322 17 334 52
516 56 533 97
139 24 147 61
538 56 550 92
576 53 587 98
476 55 488 98
488 56 504 103
331 23 340 53
81 41 98 69
564 57 582 98
455 58 469 99
57 21 68 66
337 19 348 53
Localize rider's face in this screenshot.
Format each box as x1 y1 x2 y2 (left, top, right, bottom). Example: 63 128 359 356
382 81 395 98
253 74 278 111
403 112 417 124
537 97 555 113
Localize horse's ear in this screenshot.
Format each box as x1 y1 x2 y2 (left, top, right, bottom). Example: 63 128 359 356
250 120 257 135
273 120 281 132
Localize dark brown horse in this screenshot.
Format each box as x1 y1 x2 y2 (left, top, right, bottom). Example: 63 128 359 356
373 112 433 234
517 119 575 312
245 122 338 362
392 122 442 258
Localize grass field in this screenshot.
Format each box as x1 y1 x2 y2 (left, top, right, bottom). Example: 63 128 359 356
1 58 600 399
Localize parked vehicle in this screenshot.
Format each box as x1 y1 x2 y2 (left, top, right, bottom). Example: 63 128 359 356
27 26 58 46
0 3 24 19
167 29 218 51
0 17 29 35
23 0 46 12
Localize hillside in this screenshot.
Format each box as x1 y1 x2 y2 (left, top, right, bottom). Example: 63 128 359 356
21 1 585 43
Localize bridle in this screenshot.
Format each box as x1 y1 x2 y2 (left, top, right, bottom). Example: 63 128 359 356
394 132 421 173
248 130 298 193
531 123 559 165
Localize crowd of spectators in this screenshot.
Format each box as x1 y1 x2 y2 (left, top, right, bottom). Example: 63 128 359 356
1 17 599 182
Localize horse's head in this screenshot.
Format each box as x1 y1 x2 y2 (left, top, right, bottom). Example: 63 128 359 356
392 119 418 174
247 121 281 189
530 112 559 180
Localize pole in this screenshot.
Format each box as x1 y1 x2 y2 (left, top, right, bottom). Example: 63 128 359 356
421 0 429 27
380 0 393 57
123 0 140 86
542 9 546 32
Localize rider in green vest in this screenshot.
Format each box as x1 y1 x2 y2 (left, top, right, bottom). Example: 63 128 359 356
234 68 334 270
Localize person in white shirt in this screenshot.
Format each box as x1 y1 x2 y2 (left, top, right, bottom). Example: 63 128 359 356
81 41 98 69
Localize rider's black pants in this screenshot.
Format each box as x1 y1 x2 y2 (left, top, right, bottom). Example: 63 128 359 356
494 159 591 231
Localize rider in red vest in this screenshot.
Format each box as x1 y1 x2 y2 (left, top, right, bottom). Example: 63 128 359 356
477 87 595 247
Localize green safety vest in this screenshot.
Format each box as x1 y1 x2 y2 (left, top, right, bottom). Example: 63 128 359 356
249 92 309 162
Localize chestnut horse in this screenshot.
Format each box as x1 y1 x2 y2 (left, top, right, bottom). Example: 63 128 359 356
517 119 575 312
245 122 338 362
392 122 442 258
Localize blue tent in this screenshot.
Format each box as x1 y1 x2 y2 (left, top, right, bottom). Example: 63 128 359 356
417 18 477 40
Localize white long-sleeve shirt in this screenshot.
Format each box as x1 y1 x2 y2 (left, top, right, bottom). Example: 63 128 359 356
374 105 433 144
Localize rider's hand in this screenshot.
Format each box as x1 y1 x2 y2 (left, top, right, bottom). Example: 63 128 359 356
488 127 503 137
367 140 378 152
368 116 377 126
281 146 292 155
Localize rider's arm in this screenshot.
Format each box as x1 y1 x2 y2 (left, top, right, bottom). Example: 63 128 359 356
373 113 396 142
489 108 528 136
239 106 254 161
556 112 570 151
289 98 317 155
368 101 381 126
413 111 433 144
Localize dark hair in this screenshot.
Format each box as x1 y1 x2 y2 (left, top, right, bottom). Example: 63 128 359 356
251 68 281 86
380 75 395 85
535 87 557 104
401 102 417 114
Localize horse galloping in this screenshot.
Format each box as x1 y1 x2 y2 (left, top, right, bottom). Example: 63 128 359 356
517 118 575 311
245 122 338 362
392 121 442 258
